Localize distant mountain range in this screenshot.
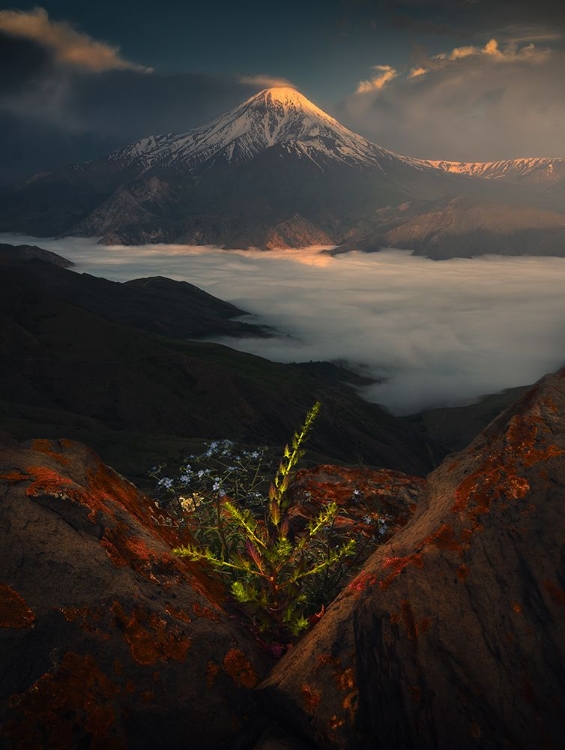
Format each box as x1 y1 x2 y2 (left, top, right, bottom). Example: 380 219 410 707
2 87 565 257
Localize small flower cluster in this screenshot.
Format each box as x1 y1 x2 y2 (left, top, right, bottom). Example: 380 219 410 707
149 443 267 531
148 440 276 547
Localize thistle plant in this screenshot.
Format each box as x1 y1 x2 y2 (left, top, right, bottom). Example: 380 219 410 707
159 403 357 646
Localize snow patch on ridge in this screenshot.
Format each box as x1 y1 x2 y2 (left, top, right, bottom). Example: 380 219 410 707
415 157 565 183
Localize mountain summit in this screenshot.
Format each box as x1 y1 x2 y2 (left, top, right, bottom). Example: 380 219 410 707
108 86 394 174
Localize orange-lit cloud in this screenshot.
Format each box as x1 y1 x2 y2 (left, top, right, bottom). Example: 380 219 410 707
354 38 548 94
0 7 150 73
356 65 397 93
238 75 296 89
435 38 549 65
408 67 427 79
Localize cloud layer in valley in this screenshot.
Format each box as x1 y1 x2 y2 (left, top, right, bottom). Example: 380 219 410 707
4 234 565 415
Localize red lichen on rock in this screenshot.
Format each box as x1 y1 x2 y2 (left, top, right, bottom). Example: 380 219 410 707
25 466 78 499
335 668 355 691
543 579 565 606
289 465 424 550
0 583 35 628
0 470 29 483
301 683 321 713
505 416 565 469
315 654 341 670
379 553 424 591
111 603 191 665
85 461 149 523
60 606 111 640
451 413 564 523
423 523 462 553
100 519 176 583
5 652 124 749
348 570 378 592
223 648 259 689
452 462 530 516
343 690 358 718
31 439 70 466
192 601 222 621
293 466 424 508
165 604 192 623
23 462 121 535
99 539 129 568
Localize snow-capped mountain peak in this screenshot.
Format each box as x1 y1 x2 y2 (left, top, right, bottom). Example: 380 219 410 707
108 87 394 175
413 156 565 184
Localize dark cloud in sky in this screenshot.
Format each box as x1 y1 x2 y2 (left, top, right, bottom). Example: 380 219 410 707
0 30 54 95
68 71 262 142
385 0 565 31
0 26 265 179
389 15 472 37
474 0 565 28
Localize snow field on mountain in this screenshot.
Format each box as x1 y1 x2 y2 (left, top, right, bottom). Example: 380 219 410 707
103 87 405 174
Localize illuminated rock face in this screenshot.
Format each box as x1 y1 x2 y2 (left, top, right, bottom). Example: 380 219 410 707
0 438 270 749
260 369 565 749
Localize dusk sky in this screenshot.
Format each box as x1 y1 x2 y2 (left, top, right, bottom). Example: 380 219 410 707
2 0 565 176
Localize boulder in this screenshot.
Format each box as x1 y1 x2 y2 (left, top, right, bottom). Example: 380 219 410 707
290 465 424 537
0 438 271 749
259 369 565 749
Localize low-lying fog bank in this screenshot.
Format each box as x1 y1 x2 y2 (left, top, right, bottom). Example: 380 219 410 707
4 233 565 415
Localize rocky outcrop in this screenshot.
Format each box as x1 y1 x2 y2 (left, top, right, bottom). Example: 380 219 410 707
3 367 565 749
259 368 565 749
288 465 425 563
0 438 271 749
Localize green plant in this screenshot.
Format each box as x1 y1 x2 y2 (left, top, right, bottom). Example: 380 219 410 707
169 403 356 645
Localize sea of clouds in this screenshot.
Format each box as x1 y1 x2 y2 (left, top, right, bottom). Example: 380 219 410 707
5 234 565 415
